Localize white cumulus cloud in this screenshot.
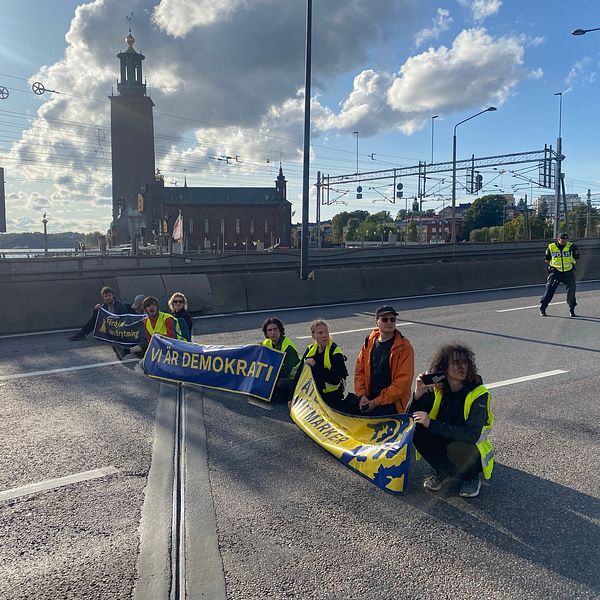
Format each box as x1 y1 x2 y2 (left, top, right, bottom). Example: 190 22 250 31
415 8 453 48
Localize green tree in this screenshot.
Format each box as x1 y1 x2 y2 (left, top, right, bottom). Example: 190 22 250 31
469 227 488 242
503 216 524 241
462 195 505 237
537 198 549 221
364 210 391 223
344 218 362 241
331 210 369 242
566 204 599 238
406 219 418 242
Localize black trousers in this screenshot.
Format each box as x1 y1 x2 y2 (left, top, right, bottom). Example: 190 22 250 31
339 393 398 416
540 269 576 310
79 308 100 336
413 425 481 480
272 378 294 403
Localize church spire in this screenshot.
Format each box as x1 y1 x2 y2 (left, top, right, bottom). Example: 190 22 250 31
116 30 147 97
275 162 287 201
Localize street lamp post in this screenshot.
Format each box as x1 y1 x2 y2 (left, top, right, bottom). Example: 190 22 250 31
431 115 438 165
572 27 600 35
553 92 564 238
300 0 312 280
42 213 48 255
451 107 497 243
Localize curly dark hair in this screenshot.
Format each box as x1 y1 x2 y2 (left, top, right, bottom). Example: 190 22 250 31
262 317 285 338
429 343 479 384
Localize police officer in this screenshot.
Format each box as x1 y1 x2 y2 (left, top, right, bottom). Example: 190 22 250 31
540 232 580 317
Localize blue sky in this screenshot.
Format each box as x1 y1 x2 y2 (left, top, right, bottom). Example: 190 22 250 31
0 0 599 232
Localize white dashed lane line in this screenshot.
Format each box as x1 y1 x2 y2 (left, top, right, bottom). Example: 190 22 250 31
0 467 119 503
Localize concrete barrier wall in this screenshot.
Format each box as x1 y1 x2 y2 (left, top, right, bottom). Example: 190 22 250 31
575 255 600 280
360 263 462 300
456 259 543 292
114 275 168 310
243 272 318 311
0 278 108 334
3 257 600 334
161 274 212 313
310 268 365 303
206 274 247 314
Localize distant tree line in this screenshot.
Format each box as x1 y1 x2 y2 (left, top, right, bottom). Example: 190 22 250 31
0 231 104 249
328 194 599 244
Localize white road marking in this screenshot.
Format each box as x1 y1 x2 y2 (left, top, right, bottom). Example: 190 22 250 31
0 328 78 339
296 323 413 339
0 466 119 503
0 358 138 381
497 301 566 313
487 370 568 389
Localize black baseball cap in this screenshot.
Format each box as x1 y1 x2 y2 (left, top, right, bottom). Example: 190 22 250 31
375 305 399 318
558 232 569 239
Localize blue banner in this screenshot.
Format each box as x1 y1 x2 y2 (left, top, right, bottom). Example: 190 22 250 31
291 365 415 494
93 307 146 346
141 334 285 401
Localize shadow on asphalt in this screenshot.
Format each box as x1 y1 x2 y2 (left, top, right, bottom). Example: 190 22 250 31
402 462 600 592
407 319 600 354
196 385 599 592
190 285 556 335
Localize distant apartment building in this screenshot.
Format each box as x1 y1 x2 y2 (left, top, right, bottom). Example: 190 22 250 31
535 194 582 217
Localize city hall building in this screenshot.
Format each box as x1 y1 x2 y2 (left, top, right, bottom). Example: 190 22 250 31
109 31 291 249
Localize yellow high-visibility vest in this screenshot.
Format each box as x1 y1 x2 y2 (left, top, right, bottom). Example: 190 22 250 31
305 340 344 393
145 312 182 340
262 336 300 377
548 242 576 272
430 385 494 479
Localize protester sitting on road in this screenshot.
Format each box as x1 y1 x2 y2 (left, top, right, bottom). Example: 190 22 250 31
296 319 348 409
142 296 182 341
345 305 414 416
261 317 301 403
127 294 146 314
111 294 147 360
408 343 494 499
69 286 128 341
168 292 193 341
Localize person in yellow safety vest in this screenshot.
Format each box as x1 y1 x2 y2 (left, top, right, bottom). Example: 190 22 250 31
261 317 301 403
297 320 348 409
540 232 580 317
409 343 493 499
142 296 183 341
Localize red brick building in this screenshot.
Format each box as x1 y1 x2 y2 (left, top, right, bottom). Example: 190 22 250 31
165 168 291 251
109 31 291 248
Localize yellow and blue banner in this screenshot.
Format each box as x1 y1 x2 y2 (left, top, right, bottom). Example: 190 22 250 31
93 307 146 346
142 334 285 402
290 365 415 494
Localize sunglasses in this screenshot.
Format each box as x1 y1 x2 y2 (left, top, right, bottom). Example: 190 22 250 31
173 299 184 304
379 316 396 323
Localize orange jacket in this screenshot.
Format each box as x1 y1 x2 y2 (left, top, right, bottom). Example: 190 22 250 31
354 329 414 413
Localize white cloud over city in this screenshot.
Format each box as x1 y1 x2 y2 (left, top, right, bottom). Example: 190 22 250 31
1 0 534 232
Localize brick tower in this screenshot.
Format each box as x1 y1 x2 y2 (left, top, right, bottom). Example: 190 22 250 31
109 30 159 245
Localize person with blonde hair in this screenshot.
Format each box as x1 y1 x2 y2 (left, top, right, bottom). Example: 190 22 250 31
298 319 348 409
168 292 193 341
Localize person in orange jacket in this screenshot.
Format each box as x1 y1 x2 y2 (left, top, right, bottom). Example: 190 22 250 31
347 305 414 416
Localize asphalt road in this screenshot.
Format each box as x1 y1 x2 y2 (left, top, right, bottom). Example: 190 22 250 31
1 281 599 599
